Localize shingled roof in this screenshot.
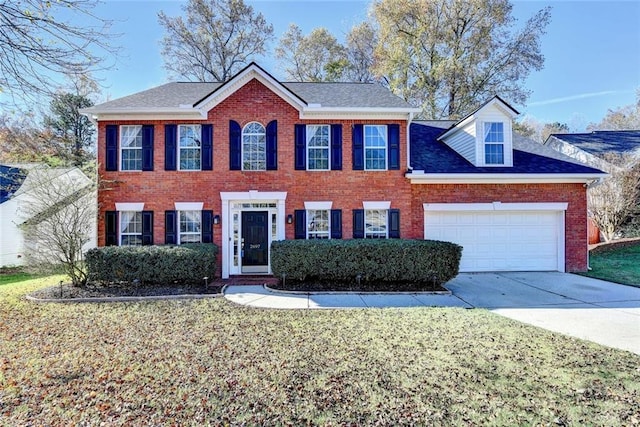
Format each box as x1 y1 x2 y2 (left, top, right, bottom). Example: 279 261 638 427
88 81 413 111
0 165 27 204
546 130 640 157
410 122 604 175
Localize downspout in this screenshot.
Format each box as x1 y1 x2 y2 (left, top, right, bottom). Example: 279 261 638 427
406 112 414 171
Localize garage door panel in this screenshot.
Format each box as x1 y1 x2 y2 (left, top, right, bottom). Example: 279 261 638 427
425 210 561 272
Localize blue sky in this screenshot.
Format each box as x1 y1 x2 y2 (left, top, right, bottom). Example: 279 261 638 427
92 0 639 130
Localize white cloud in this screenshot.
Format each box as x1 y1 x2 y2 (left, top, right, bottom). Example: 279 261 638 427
528 91 619 107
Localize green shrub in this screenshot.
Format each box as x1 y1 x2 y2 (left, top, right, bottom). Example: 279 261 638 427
271 239 461 290
85 244 218 286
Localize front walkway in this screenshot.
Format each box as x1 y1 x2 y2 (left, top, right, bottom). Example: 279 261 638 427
224 272 640 355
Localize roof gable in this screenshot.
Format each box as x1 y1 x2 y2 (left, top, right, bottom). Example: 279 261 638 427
195 62 308 113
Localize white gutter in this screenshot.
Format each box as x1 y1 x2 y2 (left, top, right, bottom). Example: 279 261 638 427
407 112 415 170
406 172 608 184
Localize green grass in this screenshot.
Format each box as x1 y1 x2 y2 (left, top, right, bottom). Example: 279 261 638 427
1 276 639 425
0 268 40 286
583 243 640 286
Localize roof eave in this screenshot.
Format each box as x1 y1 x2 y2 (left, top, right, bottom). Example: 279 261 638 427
405 172 608 184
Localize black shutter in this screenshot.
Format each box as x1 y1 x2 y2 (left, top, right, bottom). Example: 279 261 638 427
105 210 118 246
165 210 177 244
331 124 342 170
388 124 400 170
202 210 213 243
164 124 177 171
266 120 277 170
352 124 364 170
141 211 153 245
141 125 154 171
388 209 400 238
229 120 241 170
294 124 306 170
330 209 342 239
202 124 213 171
294 210 306 239
353 209 365 238
105 125 118 171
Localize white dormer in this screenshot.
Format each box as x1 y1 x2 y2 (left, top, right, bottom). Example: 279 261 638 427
438 96 519 167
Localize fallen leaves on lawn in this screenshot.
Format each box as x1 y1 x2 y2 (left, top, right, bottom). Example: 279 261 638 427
0 277 639 426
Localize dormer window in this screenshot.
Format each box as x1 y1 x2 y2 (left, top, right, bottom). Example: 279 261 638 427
484 122 504 165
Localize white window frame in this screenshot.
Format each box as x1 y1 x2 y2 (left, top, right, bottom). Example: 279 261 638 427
307 209 330 239
178 124 202 171
119 211 143 246
242 122 266 171
364 124 387 171
178 210 202 244
364 209 388 239
483 122 505 165
120 125 143 171
306 124 330 171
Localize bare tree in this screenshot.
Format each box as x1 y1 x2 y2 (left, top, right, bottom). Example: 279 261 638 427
0 0 116 106
15 166 96 286
372 0 551 119
276 24 347 82
588 154 640 242
587 90 640 131
344 22 378 83
158 0 274 82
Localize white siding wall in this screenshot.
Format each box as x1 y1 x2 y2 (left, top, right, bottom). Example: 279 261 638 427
442 121 476 164
0 198 26 267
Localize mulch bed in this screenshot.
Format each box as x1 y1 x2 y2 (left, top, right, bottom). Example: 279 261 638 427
589 237 640 255
28 282 223 300
269 280 448 293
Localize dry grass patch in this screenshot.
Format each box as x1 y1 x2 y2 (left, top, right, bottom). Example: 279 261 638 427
1 277 639 425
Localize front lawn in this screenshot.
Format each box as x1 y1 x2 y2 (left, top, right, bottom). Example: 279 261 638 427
583 241 640 286
1 277 639 425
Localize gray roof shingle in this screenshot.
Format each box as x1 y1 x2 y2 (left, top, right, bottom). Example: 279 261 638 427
410 122 604 175
89 81 414 111
548 130 640 157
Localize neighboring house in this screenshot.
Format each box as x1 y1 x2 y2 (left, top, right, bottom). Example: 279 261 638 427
544 130 640 172
81 63 604 278
544 130 640 242
0 164 97 267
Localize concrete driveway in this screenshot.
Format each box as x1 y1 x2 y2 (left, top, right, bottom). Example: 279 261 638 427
448 272 640 355
224 272 640 355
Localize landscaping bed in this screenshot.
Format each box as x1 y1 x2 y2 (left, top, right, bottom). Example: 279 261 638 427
28 282 222 300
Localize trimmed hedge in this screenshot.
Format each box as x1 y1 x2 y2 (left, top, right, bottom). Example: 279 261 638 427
85 244 218 286
270 239 462 289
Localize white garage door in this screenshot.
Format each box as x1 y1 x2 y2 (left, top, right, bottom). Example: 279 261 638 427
424 207 564 272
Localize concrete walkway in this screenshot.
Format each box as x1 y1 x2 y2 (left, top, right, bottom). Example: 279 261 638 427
224 272 640 355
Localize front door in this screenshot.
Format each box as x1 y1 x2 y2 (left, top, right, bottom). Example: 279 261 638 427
241 211 269 273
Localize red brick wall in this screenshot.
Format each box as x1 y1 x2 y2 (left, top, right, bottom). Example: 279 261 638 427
410 183 589 272
97 79 412 258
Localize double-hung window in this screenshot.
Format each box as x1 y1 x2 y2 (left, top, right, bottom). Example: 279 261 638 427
120 125 142 171
120 211 143 245
364 125 387 170
307 125 330 170
484 122 505 165
365 209 388 239
242 122 266 171
307 209 330 239
179 125 202 170
179 210 202 243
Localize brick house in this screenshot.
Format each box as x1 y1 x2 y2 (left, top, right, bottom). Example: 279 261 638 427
82 63 604 278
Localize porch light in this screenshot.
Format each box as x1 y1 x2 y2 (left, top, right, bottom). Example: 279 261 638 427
287 214 293 224
213 215 220 225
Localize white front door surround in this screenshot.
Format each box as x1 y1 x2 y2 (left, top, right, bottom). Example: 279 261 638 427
424 202 567 272
220 191 287 279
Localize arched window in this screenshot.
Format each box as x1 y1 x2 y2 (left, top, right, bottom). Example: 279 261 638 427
242 122 266 170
